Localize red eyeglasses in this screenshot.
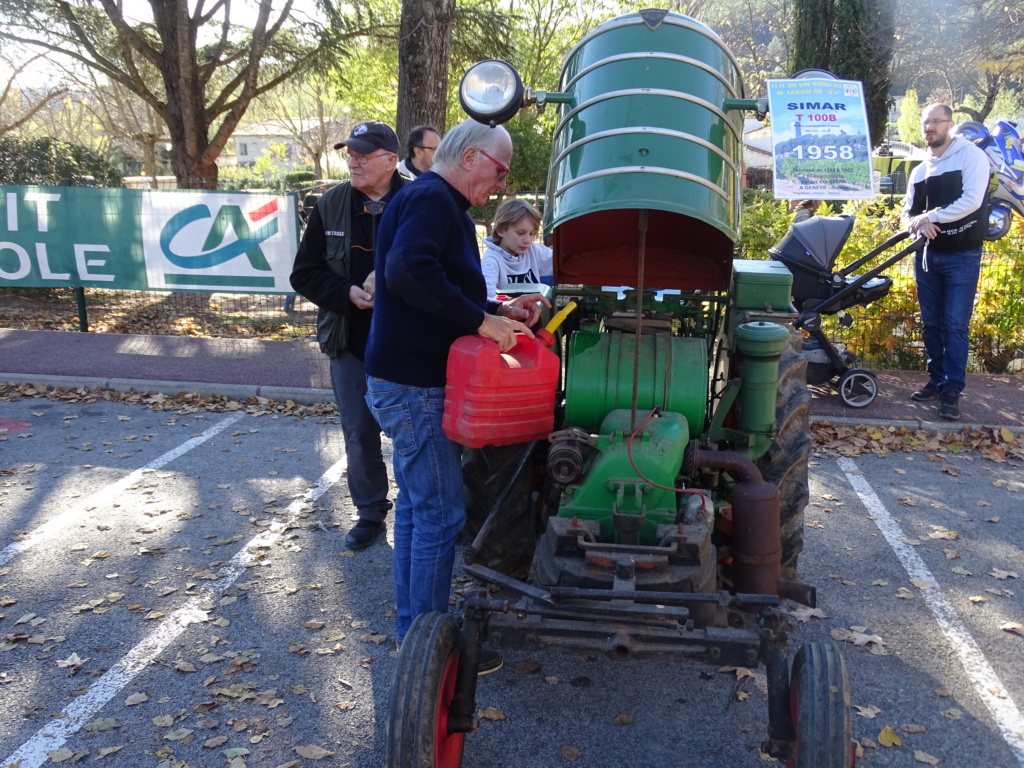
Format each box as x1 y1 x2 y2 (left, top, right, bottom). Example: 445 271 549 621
476 148 510 181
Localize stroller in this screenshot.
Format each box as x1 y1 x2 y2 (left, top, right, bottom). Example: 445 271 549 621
769 214 925 408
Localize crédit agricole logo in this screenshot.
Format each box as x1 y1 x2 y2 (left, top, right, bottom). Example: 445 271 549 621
142 191 296 291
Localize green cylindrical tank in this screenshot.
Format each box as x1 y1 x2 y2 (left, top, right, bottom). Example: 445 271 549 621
546 8 746 293
564 331 707 436
735 321 791 459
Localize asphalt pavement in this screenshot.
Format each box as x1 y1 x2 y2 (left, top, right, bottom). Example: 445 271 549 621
2 329 1023 767
2 327 1024 431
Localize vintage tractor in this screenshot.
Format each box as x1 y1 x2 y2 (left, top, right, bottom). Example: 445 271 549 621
387 9 852 767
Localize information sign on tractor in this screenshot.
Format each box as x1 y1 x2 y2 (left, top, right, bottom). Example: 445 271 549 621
767 73 874 200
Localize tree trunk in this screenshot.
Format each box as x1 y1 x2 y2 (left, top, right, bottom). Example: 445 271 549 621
154 0 219 190
396 0 457 144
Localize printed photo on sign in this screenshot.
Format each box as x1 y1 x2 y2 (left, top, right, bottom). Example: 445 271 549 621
767 77 873 200
141 191 298 292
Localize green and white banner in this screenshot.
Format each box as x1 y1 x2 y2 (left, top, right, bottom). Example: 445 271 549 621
0 186 300 292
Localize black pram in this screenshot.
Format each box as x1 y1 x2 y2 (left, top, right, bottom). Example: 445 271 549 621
769 214 925 408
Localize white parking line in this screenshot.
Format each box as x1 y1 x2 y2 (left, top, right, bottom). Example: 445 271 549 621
838 456 1024 766
1 457 348 768
0 412 245 567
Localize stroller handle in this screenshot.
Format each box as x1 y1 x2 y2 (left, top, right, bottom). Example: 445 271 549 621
837 230 913 278
796 233 926 328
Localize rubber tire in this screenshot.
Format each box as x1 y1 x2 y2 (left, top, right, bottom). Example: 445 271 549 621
985 204 1013 241
462 443 539 579
787 641 852 768
756 337 812 579
837 369 878 408
387 612 465 768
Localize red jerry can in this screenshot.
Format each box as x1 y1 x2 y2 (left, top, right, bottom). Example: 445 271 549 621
442 334 559 448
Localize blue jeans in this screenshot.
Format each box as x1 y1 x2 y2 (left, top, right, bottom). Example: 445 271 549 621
914 247 982 399
364 377 465 642
329 352 391 522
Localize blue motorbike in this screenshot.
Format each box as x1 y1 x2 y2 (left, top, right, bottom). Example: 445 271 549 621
955 120 1024 240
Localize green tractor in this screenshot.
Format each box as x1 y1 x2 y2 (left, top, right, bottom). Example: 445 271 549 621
388 9 853 767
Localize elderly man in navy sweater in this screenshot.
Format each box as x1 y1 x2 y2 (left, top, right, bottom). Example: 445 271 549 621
364 119 548 670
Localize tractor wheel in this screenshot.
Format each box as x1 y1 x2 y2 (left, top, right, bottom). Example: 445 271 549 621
387 612 465 768
756 337 812 579
462 443 540 579
787 641 853 768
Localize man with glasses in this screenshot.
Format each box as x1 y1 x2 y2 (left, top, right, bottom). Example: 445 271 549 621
397 125 442 180
290 120 406 549
364 119 548 671
903 104 991 420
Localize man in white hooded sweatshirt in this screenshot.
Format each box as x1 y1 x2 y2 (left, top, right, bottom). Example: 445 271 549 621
902 103 991 421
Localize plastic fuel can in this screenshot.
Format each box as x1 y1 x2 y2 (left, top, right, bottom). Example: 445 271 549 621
442 334 560 448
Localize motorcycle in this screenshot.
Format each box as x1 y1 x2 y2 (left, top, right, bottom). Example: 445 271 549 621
955 119 1024 241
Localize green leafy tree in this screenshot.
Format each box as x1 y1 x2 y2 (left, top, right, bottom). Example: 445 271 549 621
0 0 391 189
0 134 123 186
896 88 921 146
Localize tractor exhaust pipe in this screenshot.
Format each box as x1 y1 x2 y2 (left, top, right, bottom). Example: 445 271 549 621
687 443 781 596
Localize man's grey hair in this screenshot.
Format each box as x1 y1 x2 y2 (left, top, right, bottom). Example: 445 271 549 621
433 119 510 176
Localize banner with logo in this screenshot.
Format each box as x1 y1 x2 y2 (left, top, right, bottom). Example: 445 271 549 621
0 186 300 292
766 77 873 200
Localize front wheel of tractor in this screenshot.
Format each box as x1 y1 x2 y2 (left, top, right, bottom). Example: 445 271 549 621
386 612 465 768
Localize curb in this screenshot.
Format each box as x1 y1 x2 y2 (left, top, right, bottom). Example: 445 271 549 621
812 414 1023 435
4 373 1020 434
1 374 334 407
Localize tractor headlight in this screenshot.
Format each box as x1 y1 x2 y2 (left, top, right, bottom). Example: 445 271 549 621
459 60 525 126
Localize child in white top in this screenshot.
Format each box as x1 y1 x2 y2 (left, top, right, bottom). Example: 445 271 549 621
481 198 553 298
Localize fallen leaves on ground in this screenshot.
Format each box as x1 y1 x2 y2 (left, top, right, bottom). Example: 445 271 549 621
1000 622 1024 637
855 704 882 719
812 422 1024 461
0 383 336 419
478 707 505 721
293 745 333 760
561 745 583 761
789 606 827 622
878 725 902 747
915 751 940 764
990 569 1019 580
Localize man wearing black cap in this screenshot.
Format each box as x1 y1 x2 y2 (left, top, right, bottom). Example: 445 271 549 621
290 120 405 549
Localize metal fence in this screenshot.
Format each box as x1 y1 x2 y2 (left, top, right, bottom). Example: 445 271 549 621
0 287 318 340
819 240 1024 374
4 228 1022 374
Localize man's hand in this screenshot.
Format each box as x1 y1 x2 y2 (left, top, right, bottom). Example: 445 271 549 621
909 213 940 240
362 271 376 297
477 313 534 352
496 293 552 327
349 284 374 310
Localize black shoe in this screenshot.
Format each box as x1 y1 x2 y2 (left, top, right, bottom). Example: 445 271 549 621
939 395 960 421
910 383 939 402
477 649 503 676
345 519 385 550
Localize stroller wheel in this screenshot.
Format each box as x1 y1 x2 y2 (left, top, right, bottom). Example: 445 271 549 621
837 369 877 408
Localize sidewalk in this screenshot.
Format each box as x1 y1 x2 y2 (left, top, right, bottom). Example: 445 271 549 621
3 328 1024 430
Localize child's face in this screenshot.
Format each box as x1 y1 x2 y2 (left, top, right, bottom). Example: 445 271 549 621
498 218 539 256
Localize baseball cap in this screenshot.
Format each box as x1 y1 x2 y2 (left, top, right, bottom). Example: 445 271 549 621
334 120 400 154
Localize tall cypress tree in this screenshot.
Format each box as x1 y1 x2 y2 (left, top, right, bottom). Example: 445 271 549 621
792 0 836 73
791 0 894 147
